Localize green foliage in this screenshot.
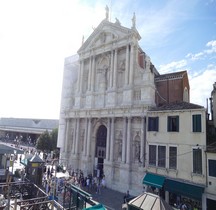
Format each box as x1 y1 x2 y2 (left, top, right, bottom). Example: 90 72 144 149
50 128 58 150
36 129 58 153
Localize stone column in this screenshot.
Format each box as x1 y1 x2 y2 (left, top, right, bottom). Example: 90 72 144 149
72 119 76 154
83 118 88 156
129 44 134 85
64 119 69 153
106 118 110 161
109 50 114 88
75 118 80 155
122 117 127 163
109 117 115 161
77 61 81 92
86 118 92 157
125 45 129 85
88 57 92 91
140 117 144 165
113 49 117 88
91 56 95 92
126 117 131 164
79 60 84 93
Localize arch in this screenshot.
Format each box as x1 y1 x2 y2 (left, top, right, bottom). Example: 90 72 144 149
95 124 107 178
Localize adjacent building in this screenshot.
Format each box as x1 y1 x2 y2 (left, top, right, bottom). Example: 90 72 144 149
0 117 58 145
144 101 206 209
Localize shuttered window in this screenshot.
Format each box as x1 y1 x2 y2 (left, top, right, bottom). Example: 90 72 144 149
192 114 202 132
193 148 202 174
148 117 159 131
209 159 216 177
167 116 179 132
169 147 177 169
149 145 156 166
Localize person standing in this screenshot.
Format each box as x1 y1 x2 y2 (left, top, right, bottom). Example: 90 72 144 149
123 190 130 203
96 179 101 194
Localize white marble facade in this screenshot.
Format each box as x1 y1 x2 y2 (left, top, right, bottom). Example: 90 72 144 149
57 8 158 195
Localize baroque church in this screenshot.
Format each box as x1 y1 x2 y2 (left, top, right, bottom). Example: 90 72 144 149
57 7 189 195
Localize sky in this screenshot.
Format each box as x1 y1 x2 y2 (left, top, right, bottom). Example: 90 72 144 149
0 0 215 120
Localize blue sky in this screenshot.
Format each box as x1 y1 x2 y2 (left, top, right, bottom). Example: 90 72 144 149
0 0 215 119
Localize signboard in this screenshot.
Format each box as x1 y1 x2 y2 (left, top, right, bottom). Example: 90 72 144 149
32 163 39 167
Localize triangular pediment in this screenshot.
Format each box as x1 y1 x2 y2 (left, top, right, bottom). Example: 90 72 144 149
78 19 141 54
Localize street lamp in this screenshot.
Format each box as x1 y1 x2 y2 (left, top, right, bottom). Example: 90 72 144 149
11 150 17 174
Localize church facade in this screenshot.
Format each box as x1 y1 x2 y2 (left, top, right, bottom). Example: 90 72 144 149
57 9 189 195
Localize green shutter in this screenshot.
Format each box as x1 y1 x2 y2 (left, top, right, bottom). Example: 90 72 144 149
176 116 179 132
156 117 159 131
167 116 170 131
193 114 201 132
197 114 201 132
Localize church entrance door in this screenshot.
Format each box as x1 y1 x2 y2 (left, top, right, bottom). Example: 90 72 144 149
95 125 107 178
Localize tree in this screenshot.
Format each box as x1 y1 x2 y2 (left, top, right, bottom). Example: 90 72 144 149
36 130 52 152
50 128 58 151
36 128 59 158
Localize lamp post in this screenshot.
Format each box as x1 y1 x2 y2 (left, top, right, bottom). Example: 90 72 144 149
11 150 17 174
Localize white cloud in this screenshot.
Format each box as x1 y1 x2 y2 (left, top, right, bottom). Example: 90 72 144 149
190 65 216 107
186 52 205 61
186 40 216 61
158 60 187 74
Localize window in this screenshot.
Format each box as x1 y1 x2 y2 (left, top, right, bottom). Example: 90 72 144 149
209 159 216 177
169 147 177 169
158 146 166 168
193 148 202 174
192 114 202 132
148 117 159 131
167 116 179 132
149 145 156 166
149 145 166 168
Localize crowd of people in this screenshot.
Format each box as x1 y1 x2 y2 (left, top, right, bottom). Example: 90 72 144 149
41 165 107 200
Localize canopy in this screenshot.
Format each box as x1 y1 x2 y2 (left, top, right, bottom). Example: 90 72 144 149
0 143 24 154
83 203 106 210
164 179 204 200
143 173 165 189
128 192 173 210
55 171 70 179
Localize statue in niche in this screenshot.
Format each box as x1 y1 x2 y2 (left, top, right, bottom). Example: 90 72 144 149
118 140 122 160
114 139 122 161
97 55 109 91
135 141 141 162
133 131 141 162
98 65 108 91
119 59 125 71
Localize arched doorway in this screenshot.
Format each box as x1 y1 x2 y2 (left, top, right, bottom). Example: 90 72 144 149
95 125 107 178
